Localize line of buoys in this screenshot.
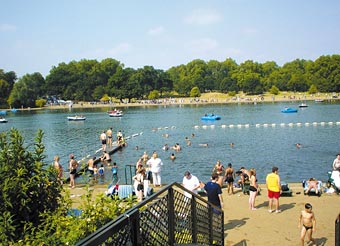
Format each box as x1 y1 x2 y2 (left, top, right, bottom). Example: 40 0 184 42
152 126 176 131
193 121 340 129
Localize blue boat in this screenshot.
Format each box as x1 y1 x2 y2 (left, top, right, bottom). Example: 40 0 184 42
0 110 7 115
201 114 221 120
281 107 298 113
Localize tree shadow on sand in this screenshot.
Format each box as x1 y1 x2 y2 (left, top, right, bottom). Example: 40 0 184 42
224 217 249 231
232 239 248 246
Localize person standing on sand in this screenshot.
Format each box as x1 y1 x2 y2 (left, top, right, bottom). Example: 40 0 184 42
248 168 259 210
204 173 224 213
69 154 78 189
224 163 234 194
266 166 282 213
299 203 316 246
100 131 107 151
147 152 163 187
54 155 63 184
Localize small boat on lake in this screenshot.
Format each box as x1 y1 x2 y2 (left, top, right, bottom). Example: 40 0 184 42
67 115 86 121
108 109 123 117
315 99 324 103
0 117 8 123
0 110 7 115
298 103 308 108
281 107 298 113
201 114 221 120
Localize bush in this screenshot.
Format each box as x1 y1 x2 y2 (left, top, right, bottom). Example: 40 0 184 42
0 128 137 245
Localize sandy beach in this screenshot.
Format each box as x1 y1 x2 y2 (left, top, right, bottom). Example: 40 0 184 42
2 91 337 112
67 182 339 246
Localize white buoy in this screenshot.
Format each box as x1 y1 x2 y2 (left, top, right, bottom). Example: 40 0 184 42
305 123 310 126
280 123 285 127
320 122 325 126
194 125 199 128
221 125 227 128
336 122 340 125
210 125 215 128
237 124 242 128
229 124 234 128
271 123 276 127
328 122 334 125
288 123 294 127
312 122 318 126
263 123 268 127
296 123 302 126
245 124 250 128
202 125 207 129
255 124 261 127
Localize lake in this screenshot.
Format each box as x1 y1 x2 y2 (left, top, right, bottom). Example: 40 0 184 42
1 101 340 184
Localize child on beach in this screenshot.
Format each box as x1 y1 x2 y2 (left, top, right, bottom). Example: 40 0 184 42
298 203 316 246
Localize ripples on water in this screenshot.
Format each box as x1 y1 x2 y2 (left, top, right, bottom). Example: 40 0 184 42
1 102 340 184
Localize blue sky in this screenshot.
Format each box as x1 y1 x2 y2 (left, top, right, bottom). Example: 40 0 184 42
1 0 340 78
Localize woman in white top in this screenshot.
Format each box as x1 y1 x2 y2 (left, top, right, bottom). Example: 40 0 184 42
147 152 163 187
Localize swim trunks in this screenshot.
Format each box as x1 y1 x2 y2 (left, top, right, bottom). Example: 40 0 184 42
268 190 280 199
303 224 313 230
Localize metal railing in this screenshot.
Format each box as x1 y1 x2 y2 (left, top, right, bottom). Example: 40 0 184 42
336 213 340 246
76 182 224 246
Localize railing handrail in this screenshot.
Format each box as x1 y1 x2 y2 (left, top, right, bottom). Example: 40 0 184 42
76 182 224 246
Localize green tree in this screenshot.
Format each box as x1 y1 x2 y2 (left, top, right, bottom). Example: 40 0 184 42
0 128 63 242
269 85 280 95
308 84 318 94
0 70 17 107
35 98 47 108
8 73 45 108
190 86 201 97
148 90 160 99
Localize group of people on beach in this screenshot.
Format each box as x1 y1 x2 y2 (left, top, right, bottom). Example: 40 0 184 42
132 151 164 201
183 163 317 246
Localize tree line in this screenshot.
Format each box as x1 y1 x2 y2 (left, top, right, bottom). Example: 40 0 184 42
1 54 340 108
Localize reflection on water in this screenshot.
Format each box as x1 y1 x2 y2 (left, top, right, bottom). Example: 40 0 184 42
1 102 340 184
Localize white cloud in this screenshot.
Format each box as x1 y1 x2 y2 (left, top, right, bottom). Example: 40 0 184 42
243 28 258 35
107 42 132 56
148 26 165 36
0 24 17 31
184 9 222 25
189 38 218 53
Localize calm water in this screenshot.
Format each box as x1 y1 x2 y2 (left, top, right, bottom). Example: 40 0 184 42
1 101 340 184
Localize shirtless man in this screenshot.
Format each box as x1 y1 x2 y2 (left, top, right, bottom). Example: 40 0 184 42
100 131 107 151
298 203 316 246
87 156 96 177
333 154 340 171
100 151 111 165
106 128 113 148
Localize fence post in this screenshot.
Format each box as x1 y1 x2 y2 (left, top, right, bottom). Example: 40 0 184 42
168 187 175 245
336 213 340 246
191 196 197 243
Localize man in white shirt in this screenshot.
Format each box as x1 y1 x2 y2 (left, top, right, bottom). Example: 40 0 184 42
182 171 201 198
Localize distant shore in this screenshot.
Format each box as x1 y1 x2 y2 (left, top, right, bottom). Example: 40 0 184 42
2 92 338 111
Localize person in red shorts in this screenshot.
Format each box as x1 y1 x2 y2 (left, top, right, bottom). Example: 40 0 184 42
266 166 282 213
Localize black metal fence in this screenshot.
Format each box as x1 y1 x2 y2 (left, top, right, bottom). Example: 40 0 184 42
336 213 340 246
76 182 224 246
